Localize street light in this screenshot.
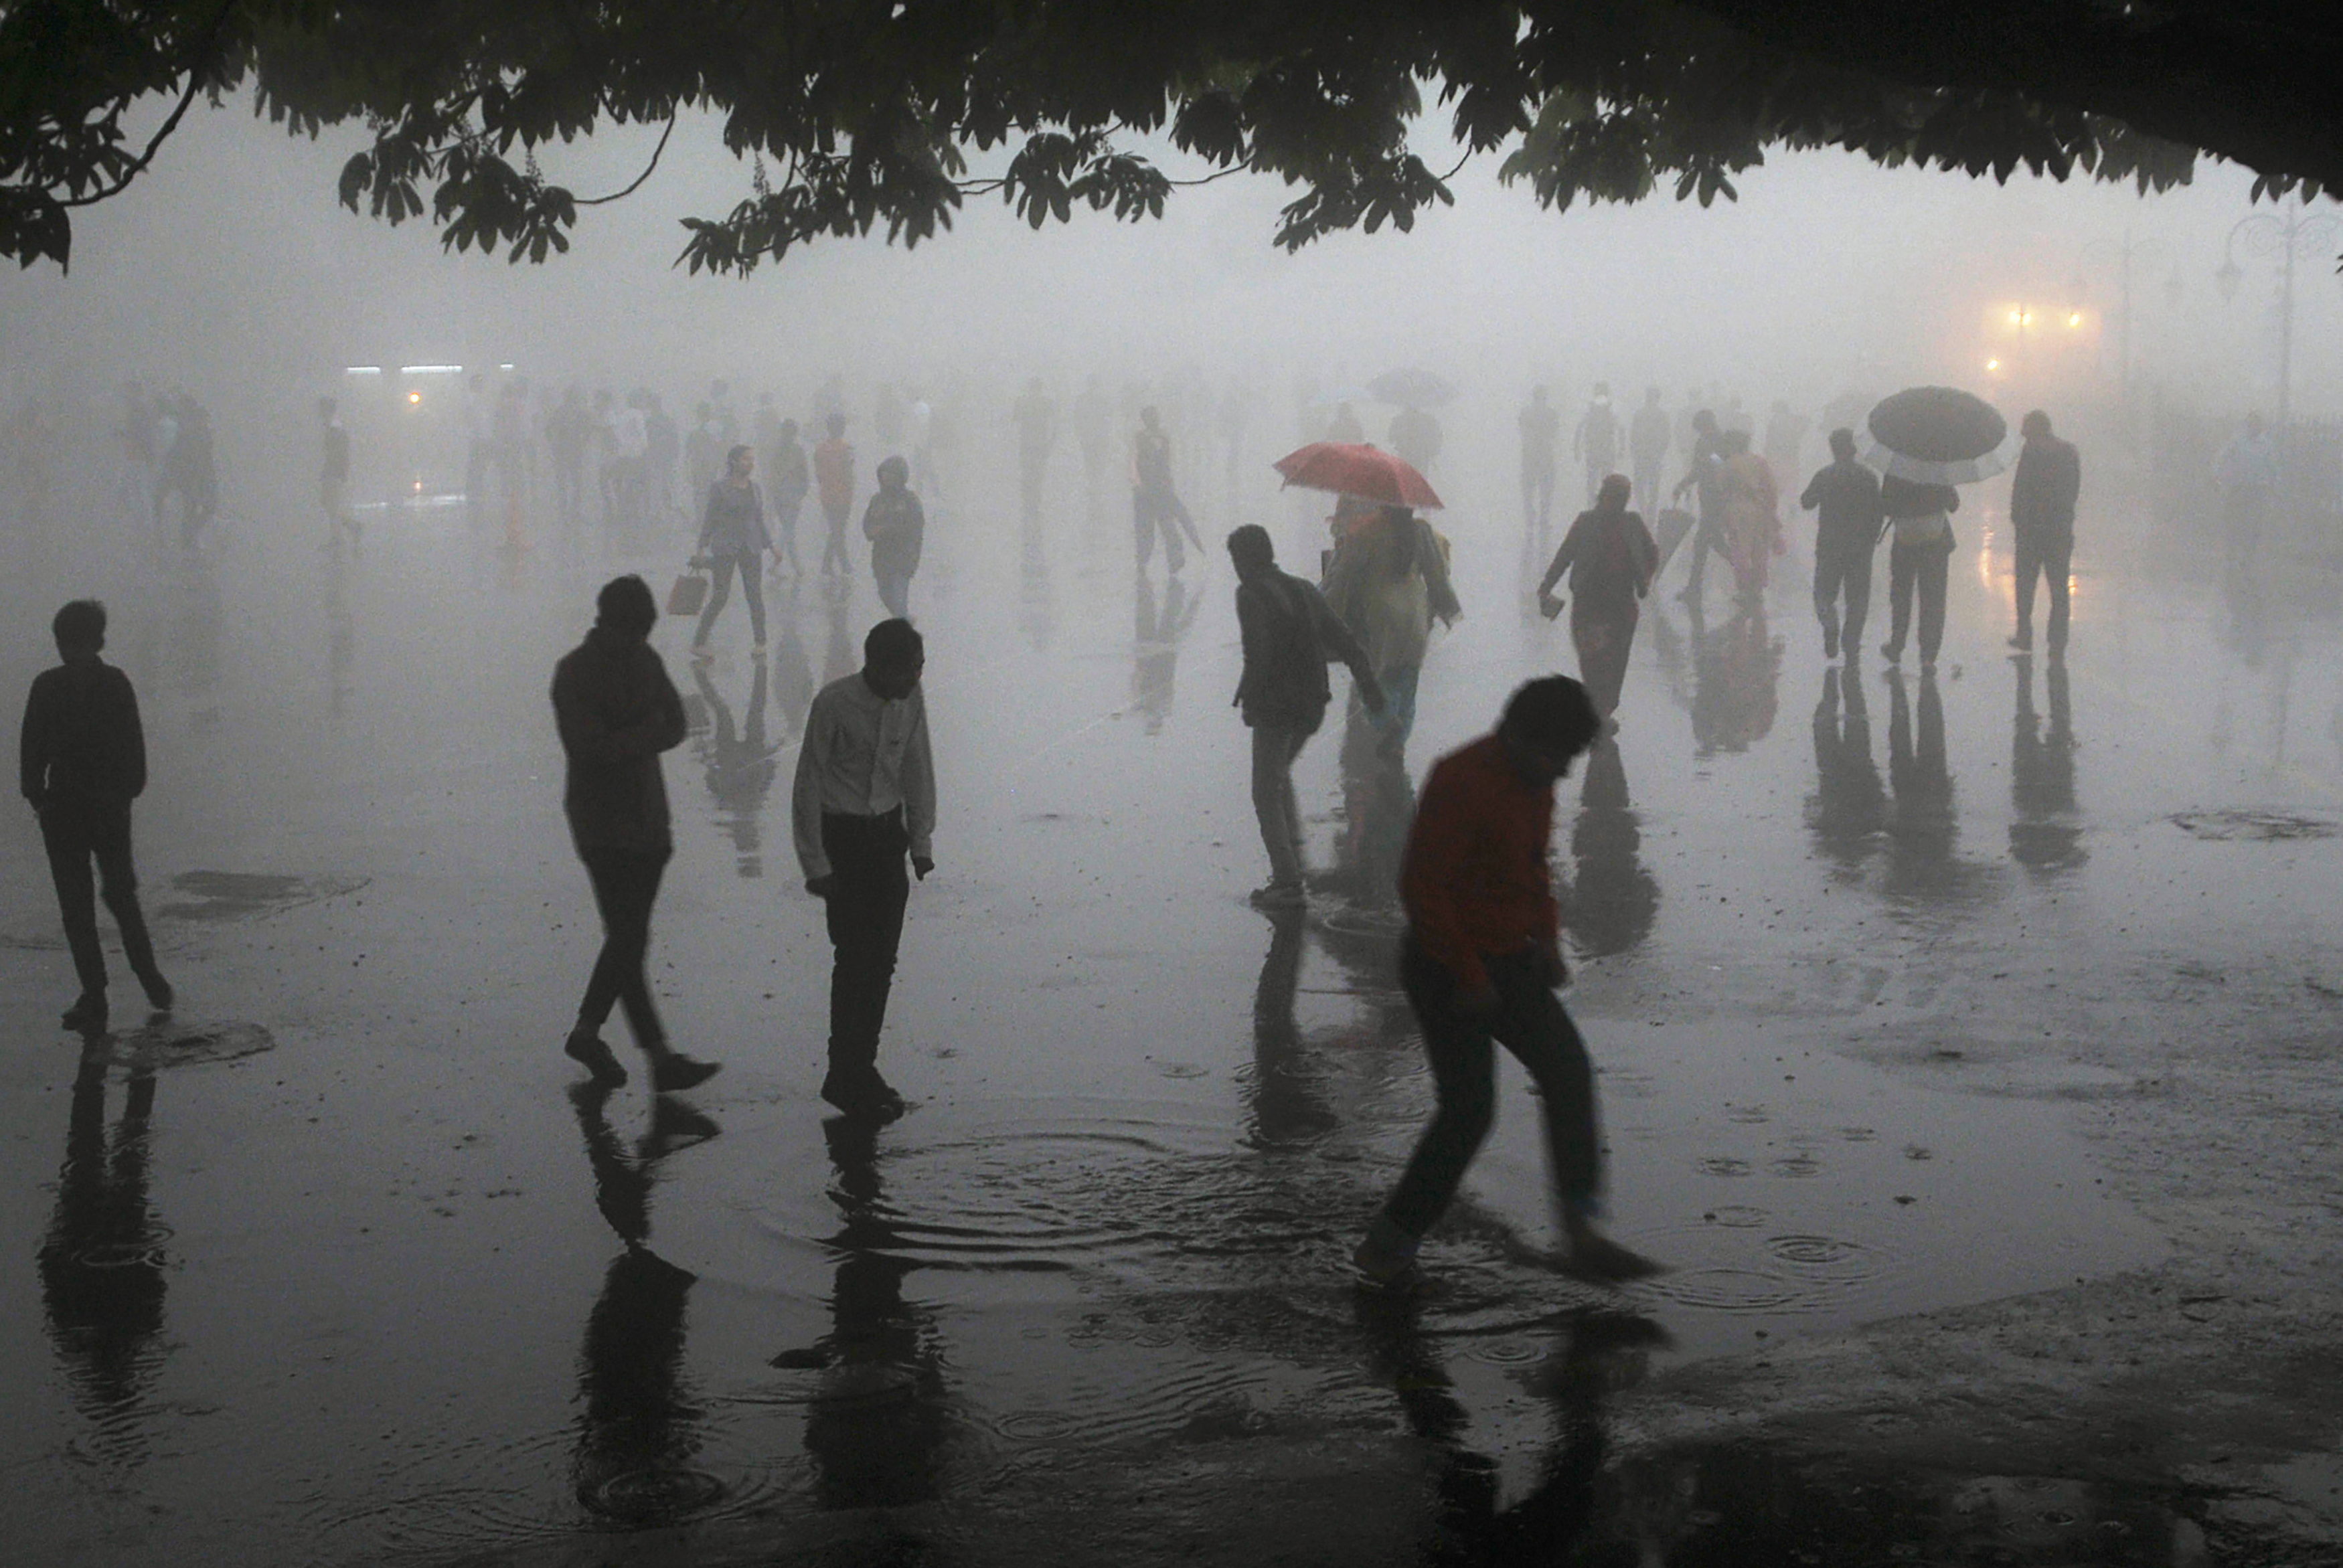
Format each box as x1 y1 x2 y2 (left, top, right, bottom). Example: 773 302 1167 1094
2216 197 2343 434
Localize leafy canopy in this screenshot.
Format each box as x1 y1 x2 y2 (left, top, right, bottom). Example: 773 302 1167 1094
0 0 2332 273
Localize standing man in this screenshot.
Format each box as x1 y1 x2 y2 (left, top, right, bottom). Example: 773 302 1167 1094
552 576 720 1093
1799 428 1884 661
814 413 857 577
1518 387 1560 539
793 619 935 1121
21 600 173 1031
2007 410 2081 656
1226 524 1384 910
1628 385 1672 517
1354 676 1662 1287
319 396 361 549
1131 406 1189 574
863 456 926 619
1572 385 1621 508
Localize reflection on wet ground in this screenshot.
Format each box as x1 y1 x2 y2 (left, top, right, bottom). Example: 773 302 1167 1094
1 456 2340 1564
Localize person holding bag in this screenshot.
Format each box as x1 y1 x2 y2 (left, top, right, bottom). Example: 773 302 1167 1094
692 444 775 659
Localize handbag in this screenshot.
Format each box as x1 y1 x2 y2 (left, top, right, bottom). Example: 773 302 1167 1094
665 568 709 617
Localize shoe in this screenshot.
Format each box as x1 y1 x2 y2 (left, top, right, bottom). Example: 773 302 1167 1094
1557 1231 1668 1284
61 993 106 1031
650 1052 722 1094
1352 1226 1422 1290
565 1029 627 1086
1248 882 1307 911
1822 628 1839 661
820 1069 907 1122
140 973 174 1012
2007 634 2032 652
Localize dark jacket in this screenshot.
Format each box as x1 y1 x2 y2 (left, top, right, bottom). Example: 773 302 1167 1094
552 626 688 854
1878 476 1960 518
1799 456 1883 553
2008 434 2081 539
1233 568 1376 729
862 486 926 577
700 477 770 556
20 659 146 810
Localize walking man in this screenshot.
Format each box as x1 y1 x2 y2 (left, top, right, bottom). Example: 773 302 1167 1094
793 618 935 1121
2007 410 2081 656
1799 428 1883 661
552 576 721 1093
1354 676 1662 1287
863 456 926 619
21 600 173 1031
815 414 857 576
1132 406 1190 574
1227 524 1383 910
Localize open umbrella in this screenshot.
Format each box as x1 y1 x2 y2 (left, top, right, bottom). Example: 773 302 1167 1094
1368 367 1455 409
1272 442 1443 510
1864 385 2010 485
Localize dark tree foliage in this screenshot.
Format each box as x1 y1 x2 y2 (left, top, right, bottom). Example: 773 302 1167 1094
0 0 2333 273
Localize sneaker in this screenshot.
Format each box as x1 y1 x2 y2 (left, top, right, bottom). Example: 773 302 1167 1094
820 1069 906 1122
1248 882 1307 911
61 993 106 1032
650 1053 722 1094
564 1029 627 1087
140 973 174 1012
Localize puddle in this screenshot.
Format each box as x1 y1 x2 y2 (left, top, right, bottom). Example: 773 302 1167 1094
2170 810 2338 842
153 871 368 922
96 1020 276 1069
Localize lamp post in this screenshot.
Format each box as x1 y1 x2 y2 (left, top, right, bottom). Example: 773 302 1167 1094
2214 198 2343 434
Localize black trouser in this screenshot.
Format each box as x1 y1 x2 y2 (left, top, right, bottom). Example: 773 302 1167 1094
1813 539 1875 650
694 548 766 646
1378 940 1601 1242
40 802 163 1002
2012 531 2071 649
821 810 910 1079
578 845 669 1051
1884 542 1950 663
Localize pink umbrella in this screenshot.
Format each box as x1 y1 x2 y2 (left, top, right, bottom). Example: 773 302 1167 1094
1272 442 1443 511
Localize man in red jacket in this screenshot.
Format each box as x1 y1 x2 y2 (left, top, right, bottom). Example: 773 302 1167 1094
1355 675 1662 1286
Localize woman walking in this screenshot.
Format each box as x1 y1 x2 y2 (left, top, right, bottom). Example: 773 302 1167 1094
694 444 775 657
1322 501 1461 754
1538 474 1658 719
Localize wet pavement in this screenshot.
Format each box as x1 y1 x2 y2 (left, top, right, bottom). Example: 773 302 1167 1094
3 437 2342 1565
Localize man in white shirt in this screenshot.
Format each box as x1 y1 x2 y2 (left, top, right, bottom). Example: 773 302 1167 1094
792 618 935 1120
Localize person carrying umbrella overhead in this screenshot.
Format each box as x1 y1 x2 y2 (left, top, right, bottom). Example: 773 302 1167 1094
1866 387 2010 669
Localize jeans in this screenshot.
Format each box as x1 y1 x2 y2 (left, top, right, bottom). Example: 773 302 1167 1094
1884 542 1950 663
1249 719 1315 887
695 549 766 646
1378 941 1601 1243
1813 542 1875 653
1374 663 1422 748
821 501 854 574
40 801 165 1002
578 845 669 1051
821 810 911 1078
2012 531 2071 649
874 569 912 620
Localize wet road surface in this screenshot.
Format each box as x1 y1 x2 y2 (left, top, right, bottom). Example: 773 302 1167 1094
2 435 2340 1565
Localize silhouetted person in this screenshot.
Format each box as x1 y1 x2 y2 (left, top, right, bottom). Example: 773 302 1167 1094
1354 677 1662 1287
568 1081 717 1525
1628 385 1672 516
40 1045 169 1472
1670 410 1725 602
1538 474 1657 720
552 576 720 1093
814 413 856 576
764 417 809 576
318 396 360 549
1013 375 1056 519
2008 410 2081 655
1714 428 1781 600
1227 523 1383 910
794 618 935 1121
862 454 925 620
1519 385 1560 537
1878 474 1959 667
1389 402 1444 473
1573 384 1619 507
692 444 774 655
1132 406 1190 574
21 600 171 1030
1800 428 1883 661
2214 412 2277 574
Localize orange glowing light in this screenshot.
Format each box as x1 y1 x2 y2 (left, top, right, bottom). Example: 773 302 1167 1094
1986 357 2001 371
2067 311 2083 328
2008 308 2023 325
408 390 422 404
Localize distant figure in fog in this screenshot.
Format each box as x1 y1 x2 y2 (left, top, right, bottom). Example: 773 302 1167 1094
694 445 773 657
2006 410 2081 656
1323 501 1461 754
1715 429 1782 600
1573 385 1619 507
1518 386 1560 537
793 618 935 1122
1538 474 1658 720
318 396 360 549
1670 410 1726 602
1354 676 1662 1288
1131 406 1192 574
552 576 721 1094
1388 404 1443 474
159 395 216 549
765 418 809 576
1327 401 1366 445
1878 473 1961 668
548 387 592 531
1013 377 1056 520
815 414 857 576
863 455 926 619
1629 386 1672 516
20 601 173 1032
1228 524 1384 910
2214 412 2278 574
1799 428 1884 661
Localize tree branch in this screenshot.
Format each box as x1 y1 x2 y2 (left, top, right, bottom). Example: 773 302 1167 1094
572 113 675 206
